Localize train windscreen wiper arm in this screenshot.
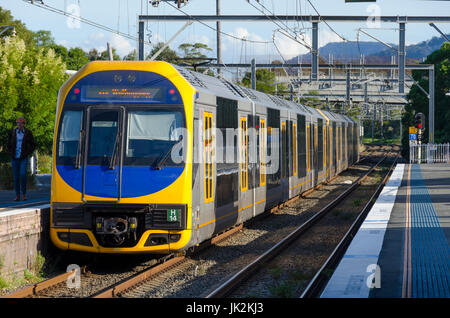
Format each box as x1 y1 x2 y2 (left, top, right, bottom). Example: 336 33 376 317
152 135 183 170
108 132 121 170
74 130 85 169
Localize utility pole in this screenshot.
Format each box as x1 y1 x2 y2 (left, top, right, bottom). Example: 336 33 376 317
138 20 144 60
217 0 222 75
107 42 113 61
398 21 406 94
311 21 319 81
251 58 256 90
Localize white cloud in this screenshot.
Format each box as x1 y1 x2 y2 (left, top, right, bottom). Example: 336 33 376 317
109 33 134 57
58 32 135 57
273 31 310 60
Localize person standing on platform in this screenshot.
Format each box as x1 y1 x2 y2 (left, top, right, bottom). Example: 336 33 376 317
6 117 36 201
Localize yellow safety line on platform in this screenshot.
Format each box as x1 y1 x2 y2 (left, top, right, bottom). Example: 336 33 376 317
402 164 412 298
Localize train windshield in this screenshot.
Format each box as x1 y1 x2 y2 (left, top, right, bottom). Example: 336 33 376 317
87 109 120 165
125 108 185 166
56 106 186 168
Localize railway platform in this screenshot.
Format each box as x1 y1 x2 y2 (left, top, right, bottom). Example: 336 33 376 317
321 163 450 298
0 174 50 209
0 174 51 281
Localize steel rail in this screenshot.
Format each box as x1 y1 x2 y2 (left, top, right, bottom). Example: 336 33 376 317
91 225 244 298
3 266 87 298
206 155 388 298
92 256 186 298
300 155 399 298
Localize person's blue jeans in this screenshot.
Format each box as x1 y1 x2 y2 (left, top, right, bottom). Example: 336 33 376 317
11 158 28 196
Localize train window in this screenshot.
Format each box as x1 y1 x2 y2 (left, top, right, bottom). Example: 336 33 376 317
318 119 323 171
324 123 327 172
297 114 306 178
329 125 332 171
306 123 310 172
289 121 293 177
248 114 258 190
293 122 297 176
216 97 238 208
240 116 248 192
333 122 337 171
344 125 348 160
313 124 318 172
204 112 214 203
260 119 266 186
58 110 83 160
282 121 287 178
87 109 119 165
124 109 185 166
267 108 280 189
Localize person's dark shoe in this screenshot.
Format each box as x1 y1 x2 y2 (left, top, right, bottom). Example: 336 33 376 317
14 196 20 201
22 194 27 201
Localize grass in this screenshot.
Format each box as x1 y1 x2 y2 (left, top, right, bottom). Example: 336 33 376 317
362 137 401 145
0 252 47 294
267 268 312 298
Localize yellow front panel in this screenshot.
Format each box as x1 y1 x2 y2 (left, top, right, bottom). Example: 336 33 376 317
51 61 196 253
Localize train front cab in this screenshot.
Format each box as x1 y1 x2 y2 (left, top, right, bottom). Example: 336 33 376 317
50 61 196 253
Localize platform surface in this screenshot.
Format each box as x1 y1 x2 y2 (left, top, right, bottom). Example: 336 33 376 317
321 164 450 298
0 174 50 211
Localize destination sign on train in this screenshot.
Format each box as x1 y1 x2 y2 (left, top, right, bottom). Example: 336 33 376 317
82 86 163 101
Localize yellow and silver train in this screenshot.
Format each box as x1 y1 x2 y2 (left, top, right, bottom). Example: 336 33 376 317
50 61 359 254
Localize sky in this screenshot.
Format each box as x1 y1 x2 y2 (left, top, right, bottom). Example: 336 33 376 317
1 0 449 63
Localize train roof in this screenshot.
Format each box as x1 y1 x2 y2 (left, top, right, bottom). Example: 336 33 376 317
174 65 355 123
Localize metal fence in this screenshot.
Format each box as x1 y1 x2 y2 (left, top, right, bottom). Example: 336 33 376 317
410 143 450 163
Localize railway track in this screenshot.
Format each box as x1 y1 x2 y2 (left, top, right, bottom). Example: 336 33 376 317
4 145 398 298
300 156 399 298
205 154 394 298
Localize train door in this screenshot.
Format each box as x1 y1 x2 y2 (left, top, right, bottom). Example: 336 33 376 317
333 122 337 175
254 115 267 216
292 119 297 196
313 122 318 185
281 119 289 200
82 106 124 201
238 111 253 222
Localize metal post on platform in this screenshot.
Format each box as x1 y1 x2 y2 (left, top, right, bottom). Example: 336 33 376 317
429 66 435 143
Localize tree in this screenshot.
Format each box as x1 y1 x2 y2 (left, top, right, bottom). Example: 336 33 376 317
177 42 212 68
67 47 89 70
401 42 450 158
88 47 120 61
0 7 35 46
123 49 137 61
33 30 55 47
241 69 277 94
0 37 68 154
146 42 179 63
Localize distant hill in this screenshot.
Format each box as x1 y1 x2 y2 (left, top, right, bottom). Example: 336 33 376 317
290 41 391 63
375 35 450 59
288 35 450 64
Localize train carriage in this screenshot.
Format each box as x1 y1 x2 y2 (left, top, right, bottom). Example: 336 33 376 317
50 61 359 254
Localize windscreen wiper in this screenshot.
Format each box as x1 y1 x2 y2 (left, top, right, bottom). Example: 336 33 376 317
74 130 85 169
108 132 121 170
152 135 183 170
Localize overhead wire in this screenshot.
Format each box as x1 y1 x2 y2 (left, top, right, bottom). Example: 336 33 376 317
245 0 312 51
23 0 152 47
306 0 348 42
165 1 272 44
